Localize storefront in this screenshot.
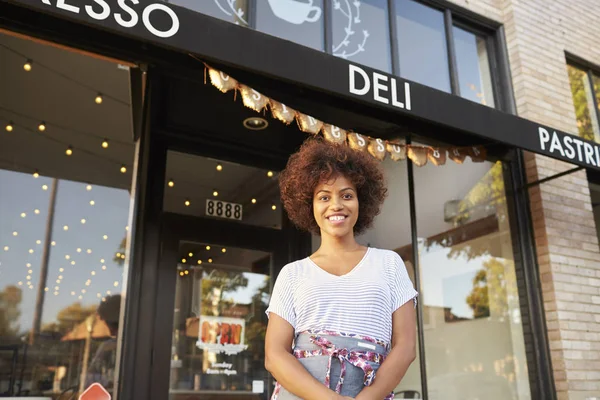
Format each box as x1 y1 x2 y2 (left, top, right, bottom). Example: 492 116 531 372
1 1 599 399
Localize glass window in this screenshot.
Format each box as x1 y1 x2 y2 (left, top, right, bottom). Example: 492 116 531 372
169 242 271 397
453 26 495 107
413 157 531 400
164 151 282 229
256 0 325 51
332 0 392 72
395 0 451 92
167 0 251 26
0 32 136 397
567 64 600 143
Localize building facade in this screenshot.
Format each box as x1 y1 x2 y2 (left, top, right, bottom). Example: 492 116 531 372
0 1 599 400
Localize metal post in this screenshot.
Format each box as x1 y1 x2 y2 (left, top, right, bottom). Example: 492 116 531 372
30 177 58 345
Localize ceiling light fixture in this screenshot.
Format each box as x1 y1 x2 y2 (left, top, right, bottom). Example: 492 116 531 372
243 117 268 131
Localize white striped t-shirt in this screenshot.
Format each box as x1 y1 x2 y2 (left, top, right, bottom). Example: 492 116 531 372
265 247 418 344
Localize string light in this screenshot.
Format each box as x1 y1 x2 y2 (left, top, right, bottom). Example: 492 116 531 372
79 295 83 299
267 171 274 177
197 260 202 265
216 164 223 171
59 268 64 272
205 245 211 250
18 281 22 286
251 198 257 204
188 252 193 257
100 259 105 263
95 93 103 104
102 265 107 270
21 212 26 217
77 248 82 253
103 235 108 240
26 263 31 267
208 258 213 263
65 255 70 260
28 270 33 274
71 261 76 265
66 146 73 156
33 170 39 178
58 275 63 280
12 231 18 236
44 287 49 292
38 122 46 132
113 281 119 287
91 271 96 276
86 185 92 191
222 248 227 253
87 249 92 254
184 270 189 275
36 240 41 244
63 225 69 231
90 200 95 206
71 291 76 296
102 139 109 148
5 121 14 132
120 165 127 173
81 219 86 224
28 249 33 254
272 204 277 210
168 179 174 187
181 258 187 263
184 199 191 207
23 59 32 71
51 241 56 246
213 190 219 197
42 185 48 191
116 252 121 258
3 246 9 251
179 271 184 276
34 209 40 214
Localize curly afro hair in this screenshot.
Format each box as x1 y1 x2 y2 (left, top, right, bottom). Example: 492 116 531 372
279 137 388 235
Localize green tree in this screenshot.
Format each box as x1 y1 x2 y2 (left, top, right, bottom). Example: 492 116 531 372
0 285 23 338
466 258 517 320
568 64 597 141
41 302 97 335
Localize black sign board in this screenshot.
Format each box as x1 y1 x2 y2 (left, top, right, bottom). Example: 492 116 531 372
6 0 600 171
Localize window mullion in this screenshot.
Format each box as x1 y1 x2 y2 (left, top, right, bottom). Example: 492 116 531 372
444 9 460 96
388 0 401 76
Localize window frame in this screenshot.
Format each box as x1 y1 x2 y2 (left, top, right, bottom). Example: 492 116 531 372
566 54 600 144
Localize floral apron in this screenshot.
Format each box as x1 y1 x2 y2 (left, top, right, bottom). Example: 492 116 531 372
271 330 394 400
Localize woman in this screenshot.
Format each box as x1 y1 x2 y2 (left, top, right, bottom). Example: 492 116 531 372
265 138 418 400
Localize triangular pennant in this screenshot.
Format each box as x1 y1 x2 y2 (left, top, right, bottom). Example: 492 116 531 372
428 148 446 166
368 138 387 160
208 68 238 93
448 147 468 164
322 124 347 144
239 85 268 112
468 146 487 162
348 133 368 152
270 100 296 124
387 142 407 161
296 113 323 135
407 146 429 167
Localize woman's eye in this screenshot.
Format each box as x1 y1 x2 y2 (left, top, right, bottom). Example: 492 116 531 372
343 194 353 199
319 196 329 201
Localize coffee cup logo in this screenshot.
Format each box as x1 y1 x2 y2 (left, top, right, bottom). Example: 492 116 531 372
267 0 322 25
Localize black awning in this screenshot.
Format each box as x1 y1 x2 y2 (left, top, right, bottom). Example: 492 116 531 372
7 0 600 171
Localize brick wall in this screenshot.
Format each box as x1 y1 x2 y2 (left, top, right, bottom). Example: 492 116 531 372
446 0 600 399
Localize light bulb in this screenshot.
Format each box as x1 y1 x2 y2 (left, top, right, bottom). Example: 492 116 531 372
3 246 8 251
168 180 174 187
184 270 189 275
216 164 223 171
90 200 95 206
21 212 27 217
222 248 227 253
188 252 193 257
71 261 76 265
65 146 73 156
59 268 64 272
5 121 14 132
184 199 190 207
213 190 218 197
81 219 86 224
33 170 39 178
272 204 277 210
45 287 49 292
181 258 187 263
34 209 40 214
86 185 92 191
24 60 32 71
12 231 17 236
28 270 33 274
28 249 34 254
36 240 41 244
87 249 92 254
91 271 96 275
38 122 46 132
51 241 56 246
267 171 274 177
65 255 70 260
251 198 257 204
100 259 105 263
208 258 213 263
197 260 202 265
77 248 82 253
18 282 23 286
102 265 107 270
102 139 108 148
120 165 127 173
113 281 119 287
42 185 48 191
205 245 211 250
63 225 69 231
179 271 184 276
95 93 103 104
103 235 108 240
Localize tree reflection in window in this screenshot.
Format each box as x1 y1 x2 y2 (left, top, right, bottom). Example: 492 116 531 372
567 64 600 142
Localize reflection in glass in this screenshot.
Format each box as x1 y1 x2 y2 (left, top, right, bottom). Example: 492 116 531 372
167 0 250 26
0 32 134 396
170 242 271 398
414 159 531 400
568 64 600 142
164 151 282 229
453 27 495 107
256 0 324 51
395 0 451 92
331 0 391 72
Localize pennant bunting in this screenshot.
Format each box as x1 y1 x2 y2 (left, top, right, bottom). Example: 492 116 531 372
296 113 323 135
368 138 387 160
448 148 468 164
270 100 296 124
200 62 490 167
408 147 429 167
208 68 238 93
387 143 407 161
322 124 347 145
428 148 447 166
239 85 268 112
348 133 369 152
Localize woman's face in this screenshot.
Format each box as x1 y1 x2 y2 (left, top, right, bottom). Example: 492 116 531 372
313 174 359 239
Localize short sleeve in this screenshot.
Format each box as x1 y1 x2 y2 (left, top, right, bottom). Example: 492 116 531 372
388 253 419 311
265 265 296 328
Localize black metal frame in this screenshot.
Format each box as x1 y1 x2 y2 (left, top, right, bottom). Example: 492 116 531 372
0 2 558 400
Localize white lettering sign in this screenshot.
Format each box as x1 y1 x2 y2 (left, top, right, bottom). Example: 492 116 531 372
538 126 599 167
349 64 411 111
40 0 180 38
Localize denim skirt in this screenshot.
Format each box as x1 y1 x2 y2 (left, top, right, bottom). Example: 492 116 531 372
272 332 391 399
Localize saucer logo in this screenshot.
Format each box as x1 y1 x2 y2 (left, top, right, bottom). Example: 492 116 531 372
214 0 369 59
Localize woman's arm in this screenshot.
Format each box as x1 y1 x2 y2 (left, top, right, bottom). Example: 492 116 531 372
265 314 349 400
355 301 417 400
